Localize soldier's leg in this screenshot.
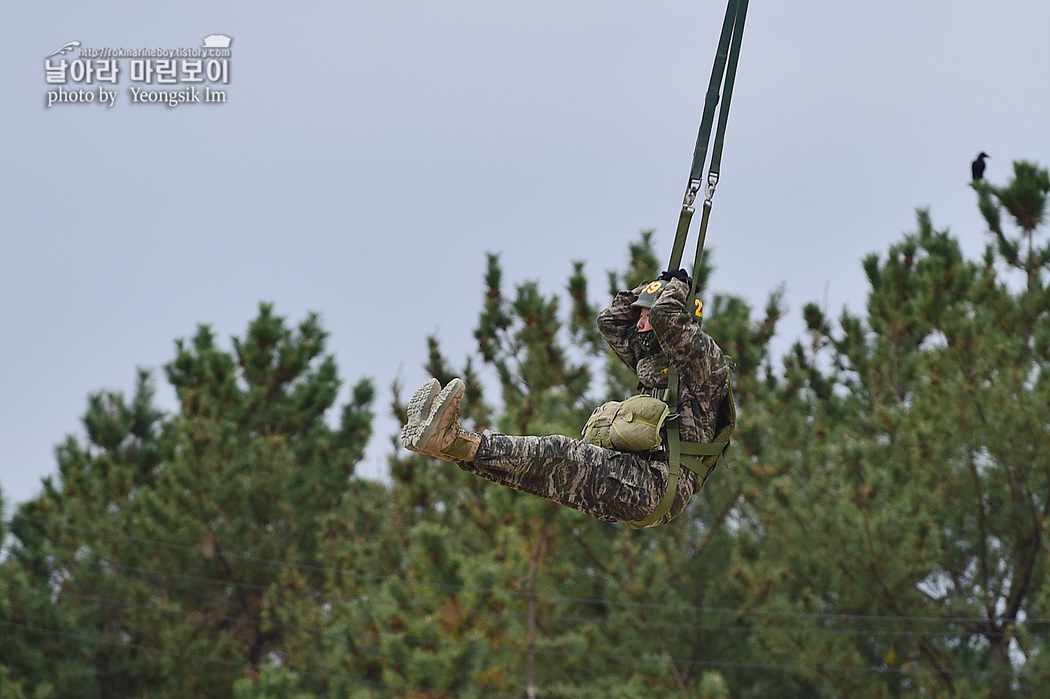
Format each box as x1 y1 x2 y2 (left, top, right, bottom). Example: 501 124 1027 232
461 431 696 525
400 378 694 525
401 378 481 461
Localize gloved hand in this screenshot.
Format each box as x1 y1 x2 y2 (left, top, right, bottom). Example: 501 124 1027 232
658 268 692 287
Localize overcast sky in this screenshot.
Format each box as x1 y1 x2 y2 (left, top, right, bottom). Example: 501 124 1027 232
2 1 1049 510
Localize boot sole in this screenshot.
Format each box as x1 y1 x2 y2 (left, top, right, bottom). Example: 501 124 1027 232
414 378 465 451
400 378 440 450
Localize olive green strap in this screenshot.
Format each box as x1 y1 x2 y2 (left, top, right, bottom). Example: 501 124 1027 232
682 451 722 495
629 370 683 529
680 453 717 495
629 0 748 530
687 0 748 319
627 435 727 528
629 427 680 530
631 427 732 528
679 441 729 457
688 0 744 185
667 0 749 276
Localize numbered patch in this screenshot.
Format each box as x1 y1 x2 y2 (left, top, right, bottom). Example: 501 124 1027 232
645 281 664 294
694 299 704 317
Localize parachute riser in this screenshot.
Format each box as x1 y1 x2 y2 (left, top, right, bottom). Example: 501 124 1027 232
667 0 748 325
629 0 747 528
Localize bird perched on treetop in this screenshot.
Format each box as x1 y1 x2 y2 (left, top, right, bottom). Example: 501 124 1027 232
971 152 990 181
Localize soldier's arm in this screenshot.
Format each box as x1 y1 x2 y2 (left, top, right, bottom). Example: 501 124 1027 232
596 285 646 370
648 278 718 387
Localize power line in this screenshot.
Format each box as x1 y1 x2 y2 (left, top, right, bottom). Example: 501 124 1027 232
56 570 1043 645
14 515 1040 628
15 539 1026 645
57 582 1008 669
10 540 1050 683
7 544 1047 682
0 618 523 699
54 587 687 669
3 612 1043 681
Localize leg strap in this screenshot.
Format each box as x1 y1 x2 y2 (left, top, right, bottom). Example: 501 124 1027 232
629 415 683 529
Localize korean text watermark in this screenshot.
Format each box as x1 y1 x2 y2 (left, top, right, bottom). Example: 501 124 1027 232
44 35 233 109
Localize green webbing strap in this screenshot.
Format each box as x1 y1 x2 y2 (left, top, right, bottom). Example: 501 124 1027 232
666 207 695 281
679 441 729 457
628 378 734 528
689 0 743 185
629 0 747 529
629 369 682 529
680 454 717 496
667 0 748 276
708 0 748 182
681 379 737 481
686 0 748 306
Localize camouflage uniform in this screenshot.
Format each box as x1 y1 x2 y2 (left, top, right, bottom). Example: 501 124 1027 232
598 277 731 447
455 277 731 526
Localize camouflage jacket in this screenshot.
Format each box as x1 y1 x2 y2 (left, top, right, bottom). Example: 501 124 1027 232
596 277 730 445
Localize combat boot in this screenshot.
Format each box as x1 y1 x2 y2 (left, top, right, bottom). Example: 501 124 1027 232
401 377 441 454
401 377 441 444
400 378 481 462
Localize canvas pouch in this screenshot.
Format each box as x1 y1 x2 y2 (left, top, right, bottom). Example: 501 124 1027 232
581 395 670 452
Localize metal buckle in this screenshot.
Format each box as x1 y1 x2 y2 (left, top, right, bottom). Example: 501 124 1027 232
704 172 719 205
683 178 702 209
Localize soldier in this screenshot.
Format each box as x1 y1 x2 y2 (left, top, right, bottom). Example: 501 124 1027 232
400 270 732 527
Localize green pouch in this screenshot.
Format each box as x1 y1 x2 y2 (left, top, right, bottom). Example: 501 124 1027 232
581 395 670 452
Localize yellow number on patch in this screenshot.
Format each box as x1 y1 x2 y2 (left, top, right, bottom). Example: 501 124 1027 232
645 281 664 294
694 299 703 317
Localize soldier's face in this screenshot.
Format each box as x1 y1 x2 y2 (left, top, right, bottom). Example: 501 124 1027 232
636 308 653 333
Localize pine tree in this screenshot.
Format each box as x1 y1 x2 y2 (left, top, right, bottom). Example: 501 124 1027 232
2 305 374 698
732 161 1050 697
336 235 786 698
15 166 1047 696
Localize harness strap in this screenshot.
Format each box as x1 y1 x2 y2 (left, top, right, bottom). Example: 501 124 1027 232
707 0 748 183
686 0 749 308
667 0 749 277
680 440 730 457
627 0 747 529
628 371 735 528
629 368 681 528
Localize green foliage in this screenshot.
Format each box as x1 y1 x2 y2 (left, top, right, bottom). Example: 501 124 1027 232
976 160 1050 285
232 666 317 699
5 160 1050 697
731 161 1050 697
370 228 785 698
1 305 374 699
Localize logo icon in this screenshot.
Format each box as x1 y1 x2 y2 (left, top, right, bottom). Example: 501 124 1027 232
48 41 80 57
201 34 232 49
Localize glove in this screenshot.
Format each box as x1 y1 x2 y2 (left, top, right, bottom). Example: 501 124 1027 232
658 268 692 287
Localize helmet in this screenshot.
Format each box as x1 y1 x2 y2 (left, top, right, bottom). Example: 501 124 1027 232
631 280 666 310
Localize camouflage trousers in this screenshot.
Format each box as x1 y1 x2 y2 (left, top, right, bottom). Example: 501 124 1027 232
460 431 698 526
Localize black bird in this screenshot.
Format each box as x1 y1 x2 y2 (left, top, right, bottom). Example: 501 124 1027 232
971 151 990 181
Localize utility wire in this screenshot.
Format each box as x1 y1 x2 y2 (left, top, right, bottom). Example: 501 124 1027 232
54 570 1041 646
14 539 1022 643
54 588 697 669
0 618 522 699
2 613 1043 680
8 535 1041 671
14 516 1037 628
6 541 1045 680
